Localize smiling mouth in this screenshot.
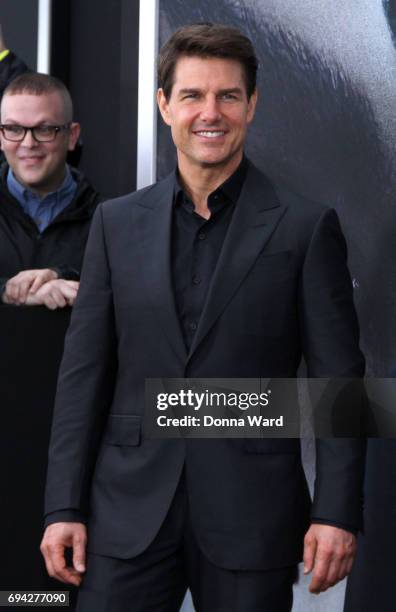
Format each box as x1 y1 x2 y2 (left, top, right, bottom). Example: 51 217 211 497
20 156 44 162
194 130 226 138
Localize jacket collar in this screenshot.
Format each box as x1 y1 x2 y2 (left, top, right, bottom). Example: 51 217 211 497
135 160 287 364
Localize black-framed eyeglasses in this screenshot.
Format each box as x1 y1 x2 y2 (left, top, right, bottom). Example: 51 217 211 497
0 123 71 143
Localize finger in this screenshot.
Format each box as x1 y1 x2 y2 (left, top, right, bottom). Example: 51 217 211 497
3 286 14 304
303 535 317 575
323 557 342 590
58 567 83 587
13 283 23 303
50 544 82 586
50 288 67 308
19 279 34 302
345 555 355 577
50 543 70 582
336 558 349 583
51 289 67 308
72 532 86 573
309 551 332 594
43 294 59 310
67 294 77 307
6 281 19 303
60 285 78 301
66 281 80 290
30 273 46 293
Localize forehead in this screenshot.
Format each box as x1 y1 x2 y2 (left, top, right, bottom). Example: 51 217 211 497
0 91 65 123
172 56 245 91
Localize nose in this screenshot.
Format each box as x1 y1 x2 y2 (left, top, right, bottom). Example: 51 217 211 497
20 128 38 147
200 95 221 123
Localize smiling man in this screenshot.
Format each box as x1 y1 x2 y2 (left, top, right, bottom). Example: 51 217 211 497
41 24 366 612
0 72 100 309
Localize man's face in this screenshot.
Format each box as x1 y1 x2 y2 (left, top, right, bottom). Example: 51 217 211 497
157 56 257 174
0 91 80 196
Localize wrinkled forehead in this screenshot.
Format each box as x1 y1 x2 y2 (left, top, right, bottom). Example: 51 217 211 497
172 55 247 93
0 91 67 124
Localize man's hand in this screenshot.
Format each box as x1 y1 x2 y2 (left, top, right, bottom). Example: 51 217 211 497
25 279 79 310
3 269 58 304
40 522 87 587
303 524 356 594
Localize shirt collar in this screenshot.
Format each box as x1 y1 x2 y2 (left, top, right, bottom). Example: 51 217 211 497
174 156 249 210
7 164 74 202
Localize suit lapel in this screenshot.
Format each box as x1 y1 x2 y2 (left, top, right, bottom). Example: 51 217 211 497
187 165 288 362
136 173 187 364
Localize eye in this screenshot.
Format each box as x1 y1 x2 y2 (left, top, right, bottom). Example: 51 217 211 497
35 125 55 136
4 125 24 135
182 93 199 100
220 93 238 101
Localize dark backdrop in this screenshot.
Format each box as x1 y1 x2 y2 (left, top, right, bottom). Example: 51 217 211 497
65 0 139 198
0 0 38 67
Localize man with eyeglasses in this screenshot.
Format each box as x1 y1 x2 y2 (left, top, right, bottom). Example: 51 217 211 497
0 71 101 309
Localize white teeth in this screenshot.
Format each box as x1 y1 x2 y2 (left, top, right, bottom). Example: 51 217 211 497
196 131 225 138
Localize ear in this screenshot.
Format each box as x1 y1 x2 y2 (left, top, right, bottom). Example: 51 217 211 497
157 88 172 126
67 122 81 151
247 89 258 124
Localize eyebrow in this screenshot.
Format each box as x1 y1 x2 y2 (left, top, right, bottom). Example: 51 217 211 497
177 87 244 96
217 88 244 95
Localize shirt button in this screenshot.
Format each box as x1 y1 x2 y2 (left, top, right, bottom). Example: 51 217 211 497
189 322 198 331
198 232 206 240
192 276 201 285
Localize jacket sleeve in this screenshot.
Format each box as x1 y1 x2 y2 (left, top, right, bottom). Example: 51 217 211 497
44 203 117 519
299 208 366 531
0 51 29 96
50 265 80 281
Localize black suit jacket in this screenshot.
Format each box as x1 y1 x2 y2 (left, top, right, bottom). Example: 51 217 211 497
45 162 366 571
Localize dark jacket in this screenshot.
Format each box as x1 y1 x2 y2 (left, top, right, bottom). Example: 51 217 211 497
0 52 29 166
0 51 28 97
45 162 366 571
0 163 101 288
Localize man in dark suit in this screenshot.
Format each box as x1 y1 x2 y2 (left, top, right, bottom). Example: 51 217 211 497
41 24 366 612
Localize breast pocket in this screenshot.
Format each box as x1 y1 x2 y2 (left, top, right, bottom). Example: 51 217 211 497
242 251 296 336
252 250 293 281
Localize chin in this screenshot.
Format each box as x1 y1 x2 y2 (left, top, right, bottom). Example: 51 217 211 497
20 173 45 187
199 154 237 168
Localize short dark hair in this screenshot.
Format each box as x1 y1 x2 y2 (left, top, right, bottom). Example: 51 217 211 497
158 23 258 100
1 72 73 122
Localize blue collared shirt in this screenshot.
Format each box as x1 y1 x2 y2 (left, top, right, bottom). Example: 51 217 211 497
7 165 77 233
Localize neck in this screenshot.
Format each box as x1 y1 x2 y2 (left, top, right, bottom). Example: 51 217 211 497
177 154 242 219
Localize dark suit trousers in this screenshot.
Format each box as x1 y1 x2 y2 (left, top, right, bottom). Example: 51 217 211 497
76 474 297 612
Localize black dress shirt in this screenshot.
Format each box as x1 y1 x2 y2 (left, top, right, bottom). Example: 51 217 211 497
172 157 248 351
